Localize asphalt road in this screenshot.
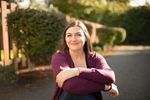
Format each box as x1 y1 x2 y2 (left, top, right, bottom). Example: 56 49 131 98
103 50 150 100
0 49 150 100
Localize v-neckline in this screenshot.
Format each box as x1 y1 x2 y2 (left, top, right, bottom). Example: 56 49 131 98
66 50 89 68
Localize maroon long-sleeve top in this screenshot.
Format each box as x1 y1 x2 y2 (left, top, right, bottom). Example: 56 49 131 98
51 50 115 100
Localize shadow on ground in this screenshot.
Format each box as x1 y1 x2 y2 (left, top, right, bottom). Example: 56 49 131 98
0 70 55 100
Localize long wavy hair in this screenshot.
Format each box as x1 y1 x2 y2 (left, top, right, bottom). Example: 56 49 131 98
59 20 92 54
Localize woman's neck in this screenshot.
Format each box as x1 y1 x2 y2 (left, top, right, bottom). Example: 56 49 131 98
69 49 85 59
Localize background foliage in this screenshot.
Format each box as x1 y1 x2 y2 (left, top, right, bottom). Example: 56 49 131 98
7 9 67 65
118 6 150 45
96 27 126 46
0 65 17 84
53 0 150 45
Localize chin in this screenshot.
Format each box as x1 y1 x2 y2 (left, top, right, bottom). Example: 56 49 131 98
69 48 83 51
68 45 83 51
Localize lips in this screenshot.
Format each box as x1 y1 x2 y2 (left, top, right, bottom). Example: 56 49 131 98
70 42 79 45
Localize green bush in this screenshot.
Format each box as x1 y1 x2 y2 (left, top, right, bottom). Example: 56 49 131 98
100 2 129 26
53 0 129 45
7 9 67 65
0 65 17 84
53 0 105 21
119 6 150 45
93 46 103 53
53 0 129 23
111 27 126 44
96 26 126 47
99 5 150 45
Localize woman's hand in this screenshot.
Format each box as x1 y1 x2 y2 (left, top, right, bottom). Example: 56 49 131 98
56 67 79 88
107 84 119 97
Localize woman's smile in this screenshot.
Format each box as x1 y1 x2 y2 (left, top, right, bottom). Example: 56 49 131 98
70 42 80 45
65 26 86 51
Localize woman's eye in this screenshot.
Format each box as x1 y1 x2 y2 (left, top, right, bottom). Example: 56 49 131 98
77 34 82 37
76 33 82 36
66 34 71 37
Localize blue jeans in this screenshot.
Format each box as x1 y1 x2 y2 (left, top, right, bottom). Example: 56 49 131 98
59 91 97 100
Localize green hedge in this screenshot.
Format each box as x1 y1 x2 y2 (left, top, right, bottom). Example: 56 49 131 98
54 0 128 44
54 1 150 45
119 6 150 45
94 6 150 45
7 9 67 65
53 0 129 23
96 27 126 47
53 0 107 22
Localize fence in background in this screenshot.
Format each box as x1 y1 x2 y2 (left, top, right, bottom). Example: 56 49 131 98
0 0 17 66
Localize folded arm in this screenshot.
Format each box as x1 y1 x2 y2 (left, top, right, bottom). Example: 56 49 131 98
78 52 115 84
62 77 105 95
51 52 116 95
78 67 115 84
51 52 105 94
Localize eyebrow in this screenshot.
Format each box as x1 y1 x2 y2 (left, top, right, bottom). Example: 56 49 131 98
66 32 82 34
66 32 71 34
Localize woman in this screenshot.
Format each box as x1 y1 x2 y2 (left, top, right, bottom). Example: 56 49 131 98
51 20 119 100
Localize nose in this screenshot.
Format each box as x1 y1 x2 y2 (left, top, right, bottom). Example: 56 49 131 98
71 35 77 41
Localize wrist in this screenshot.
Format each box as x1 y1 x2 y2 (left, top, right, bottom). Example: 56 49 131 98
104 84 112 92
74 67 80 76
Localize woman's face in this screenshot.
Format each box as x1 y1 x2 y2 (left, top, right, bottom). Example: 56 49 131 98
65 26 86 51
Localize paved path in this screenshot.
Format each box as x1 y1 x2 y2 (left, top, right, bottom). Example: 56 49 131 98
0 46 150 100
103 47 150 100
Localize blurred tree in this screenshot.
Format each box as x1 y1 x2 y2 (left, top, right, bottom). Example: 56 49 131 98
45 0 53 7
103 0 130 3
16 0 31 9
13 0 54 9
